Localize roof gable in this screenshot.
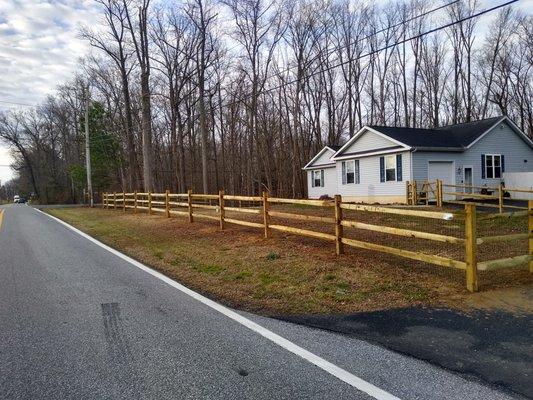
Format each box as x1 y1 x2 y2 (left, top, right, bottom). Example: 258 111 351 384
303 146 337 169
342 129 400 154
333 127 411 160
465 116 533 149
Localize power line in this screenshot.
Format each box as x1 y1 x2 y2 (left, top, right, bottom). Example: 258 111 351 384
84 0 463 127
0 100 36 107
2 0 516 154
0 0 462 126
221 0 518 109
259 0 461 90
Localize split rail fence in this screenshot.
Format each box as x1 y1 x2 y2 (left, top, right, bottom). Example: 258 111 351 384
103 190 533 292
407 180 533 213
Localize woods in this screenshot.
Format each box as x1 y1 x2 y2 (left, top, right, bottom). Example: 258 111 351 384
1 0 532 203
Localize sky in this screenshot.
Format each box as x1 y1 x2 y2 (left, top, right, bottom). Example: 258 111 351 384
0 0 99 183
0 0 531 184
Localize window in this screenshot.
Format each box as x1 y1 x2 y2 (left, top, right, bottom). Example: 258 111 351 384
312 170 324 187
385 155 396 181
484 154 502 179
342 160 360 184
380 154 402 182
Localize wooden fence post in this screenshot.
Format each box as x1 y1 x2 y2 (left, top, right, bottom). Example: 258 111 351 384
424 181 429 205
527 200 533 274
405 181 410 205
123 192 126 212
165 189 170 218
219 190 225 230
134 191 138 213
148 192 152 214
465 204 478 292
113 192 117 210
437 180 443 208
498 182 504 214
334 195 344 255
187 189 193 223
411 181 418 205
262 191 270 238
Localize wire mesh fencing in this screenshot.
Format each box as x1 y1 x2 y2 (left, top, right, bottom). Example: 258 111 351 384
103 191 532 292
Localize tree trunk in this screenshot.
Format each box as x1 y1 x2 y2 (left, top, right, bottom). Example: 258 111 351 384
140 71 153 191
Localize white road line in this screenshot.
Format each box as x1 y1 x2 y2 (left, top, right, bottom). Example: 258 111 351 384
37 208 400 400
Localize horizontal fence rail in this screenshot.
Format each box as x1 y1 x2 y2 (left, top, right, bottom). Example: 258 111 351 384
407 180 531 213
102 191 533 292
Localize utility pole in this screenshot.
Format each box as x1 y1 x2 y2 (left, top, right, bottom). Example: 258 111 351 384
85 88 93 207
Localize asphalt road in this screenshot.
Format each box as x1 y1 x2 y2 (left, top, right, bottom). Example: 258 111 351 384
0 204 521 400
284 307 533 397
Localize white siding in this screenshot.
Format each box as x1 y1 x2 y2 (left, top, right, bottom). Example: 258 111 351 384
412 120 533 187
335 151 411 203
307 167 338 199
504 172 533 200
341 129 397 154
306 147 338 198
312 148 335 166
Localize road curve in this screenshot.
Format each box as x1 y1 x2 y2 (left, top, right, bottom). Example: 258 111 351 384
0 205 518 399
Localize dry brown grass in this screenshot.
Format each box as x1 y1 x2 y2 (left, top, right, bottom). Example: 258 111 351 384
47 206 532 315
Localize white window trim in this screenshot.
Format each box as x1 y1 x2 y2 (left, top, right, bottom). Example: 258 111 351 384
344 160 354 185
312 170 323 188
342 160 360 185
385 154 397 182
484 154 502 179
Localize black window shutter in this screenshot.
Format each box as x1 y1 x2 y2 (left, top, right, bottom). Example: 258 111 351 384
379 157 385 182
481 154 485 179
311 171 314 188
501 155 505 173
396 154 402 181
321 170 325 187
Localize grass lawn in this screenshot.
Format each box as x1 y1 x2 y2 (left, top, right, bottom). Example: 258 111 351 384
46 206 533 315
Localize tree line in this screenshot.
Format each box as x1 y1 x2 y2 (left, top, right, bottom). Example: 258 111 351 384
0 0 531 203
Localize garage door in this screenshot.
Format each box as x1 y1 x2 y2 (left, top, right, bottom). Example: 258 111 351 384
428 161 454 200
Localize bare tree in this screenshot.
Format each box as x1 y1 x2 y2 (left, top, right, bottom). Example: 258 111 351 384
223 0 286 193
123 0 154 191
186 0 217 193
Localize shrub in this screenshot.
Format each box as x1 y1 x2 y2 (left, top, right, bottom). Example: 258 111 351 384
266 251 280 261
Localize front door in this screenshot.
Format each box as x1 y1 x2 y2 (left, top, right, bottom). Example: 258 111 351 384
464 167 473 194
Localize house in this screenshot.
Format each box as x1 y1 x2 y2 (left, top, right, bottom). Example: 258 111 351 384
303 116 533 203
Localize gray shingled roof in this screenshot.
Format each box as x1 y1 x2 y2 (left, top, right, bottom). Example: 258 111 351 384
326 145 342 151
367 116 503 150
